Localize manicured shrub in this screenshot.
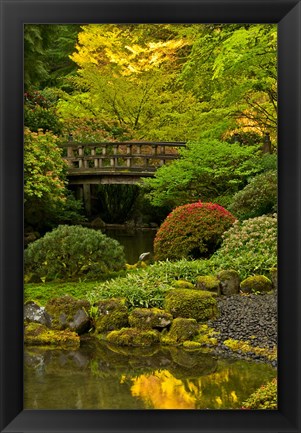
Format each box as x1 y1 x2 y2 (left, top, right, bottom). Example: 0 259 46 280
229 170 277 220
211 214 277 279
154 202 236 261
164 289 217 322
24 225 126 281
242 378 277 410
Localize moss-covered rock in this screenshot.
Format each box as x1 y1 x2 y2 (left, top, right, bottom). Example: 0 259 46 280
173 280 195 290
94 298 128 333
128 308 172 330
196 275 220 293
240 275 273 294
194 324 219 347
24 322 80 349
164 289 217 322
182 341 202 349
223 338 277 361
106 327 160 347
45 296 91 334
217 269 240 296
168 318 199 343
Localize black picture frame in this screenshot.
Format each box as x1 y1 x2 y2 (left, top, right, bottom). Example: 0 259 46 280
0 0 300 432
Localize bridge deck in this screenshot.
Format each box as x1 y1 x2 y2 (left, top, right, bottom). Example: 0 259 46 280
62 141 185 179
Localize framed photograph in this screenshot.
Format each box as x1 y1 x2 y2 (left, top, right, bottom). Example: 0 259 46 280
0 0 300 432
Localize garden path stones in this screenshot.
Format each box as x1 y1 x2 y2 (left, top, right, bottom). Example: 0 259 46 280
209 292 277 350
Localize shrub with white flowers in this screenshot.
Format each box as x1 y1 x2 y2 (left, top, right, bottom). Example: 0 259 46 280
211 214 277 279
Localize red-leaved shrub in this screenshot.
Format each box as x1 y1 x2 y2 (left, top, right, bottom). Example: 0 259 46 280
154 202 236 261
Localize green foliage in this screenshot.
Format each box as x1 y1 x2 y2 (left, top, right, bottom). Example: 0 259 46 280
24 128 67 202
242 378 277 409
24 279 126 305
143 140 263 208
87 269 173 310
24 225 126 281
181 24 277 141
211 214 277 279
24 128 84 231
24 90 62 134
164 289 218 321
229 170 277 220
154 202 236 260
61 117 133 142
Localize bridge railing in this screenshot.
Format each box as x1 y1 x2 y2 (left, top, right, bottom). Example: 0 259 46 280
60 141 186 172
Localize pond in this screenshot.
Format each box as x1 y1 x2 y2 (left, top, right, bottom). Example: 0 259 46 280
104 228 157 264
24 339 276 410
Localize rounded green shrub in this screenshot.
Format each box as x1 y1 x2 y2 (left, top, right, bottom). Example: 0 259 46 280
211 214 277 279
229 170 277 220
154 202 236 261
242 378 277 410
24 225 126 281
164 289 217 322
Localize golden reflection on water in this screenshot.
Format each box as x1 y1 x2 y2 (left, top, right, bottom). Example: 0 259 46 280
131 370 196 409
130 368 242 409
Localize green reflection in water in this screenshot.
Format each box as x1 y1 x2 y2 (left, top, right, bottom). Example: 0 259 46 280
24 340 276 410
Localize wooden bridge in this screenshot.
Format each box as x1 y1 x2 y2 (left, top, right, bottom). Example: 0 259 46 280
61 141 185 214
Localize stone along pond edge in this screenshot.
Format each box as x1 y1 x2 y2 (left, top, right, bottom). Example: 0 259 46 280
24 268 278 367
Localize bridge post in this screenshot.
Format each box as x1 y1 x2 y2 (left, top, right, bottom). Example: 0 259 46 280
83 184 92 216
160 144 166 165
78 145 84 168
67 146 74 166
126 144 132 168
91 147 99 168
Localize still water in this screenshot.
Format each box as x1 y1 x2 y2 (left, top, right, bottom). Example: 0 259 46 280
24 339 276 410
104 228 157 264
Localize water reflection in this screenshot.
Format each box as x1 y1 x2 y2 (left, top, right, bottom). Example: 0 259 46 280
24 339 276 410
